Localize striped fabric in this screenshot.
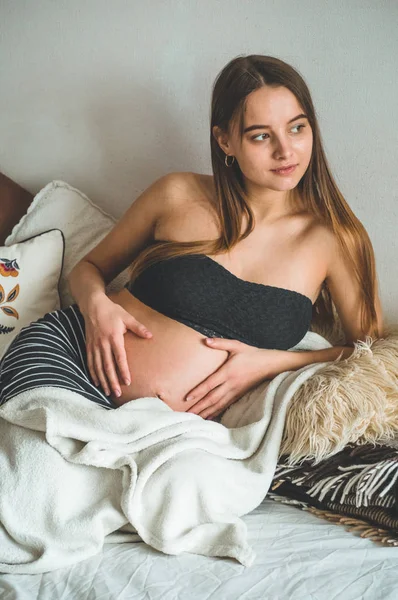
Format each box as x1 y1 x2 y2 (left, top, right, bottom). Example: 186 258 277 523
269 442 398 546
272 443 398 510
0 304 117 409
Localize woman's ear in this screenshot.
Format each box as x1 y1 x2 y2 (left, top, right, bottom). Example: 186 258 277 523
212 125 231 155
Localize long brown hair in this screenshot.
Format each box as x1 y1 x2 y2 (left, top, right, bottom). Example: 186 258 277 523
128 54 381 340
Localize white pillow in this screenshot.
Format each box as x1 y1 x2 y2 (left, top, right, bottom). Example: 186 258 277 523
0 229 64 358
5 180 130 308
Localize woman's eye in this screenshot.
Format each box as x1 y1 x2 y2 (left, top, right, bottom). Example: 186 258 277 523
252 133 269 141
292 124 306 133
252 124 306 141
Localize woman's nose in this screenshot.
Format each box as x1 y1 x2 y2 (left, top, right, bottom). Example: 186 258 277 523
273 135 293 159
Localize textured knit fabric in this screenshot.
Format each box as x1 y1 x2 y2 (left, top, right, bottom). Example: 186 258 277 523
0 304 116 409
126 254 313 350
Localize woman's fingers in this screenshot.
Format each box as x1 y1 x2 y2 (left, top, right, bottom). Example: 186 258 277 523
100 344 122 397
126 316 152 339
91 344 122 396
85 307 153 396
86 344 99 386
187 384 226 416
112 341 131 386
93 347 111 396
185 370 225 403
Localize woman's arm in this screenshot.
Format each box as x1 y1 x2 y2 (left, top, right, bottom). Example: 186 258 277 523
323 228 385 345
259 344 354 375
274 229 385 372
67 172 186 395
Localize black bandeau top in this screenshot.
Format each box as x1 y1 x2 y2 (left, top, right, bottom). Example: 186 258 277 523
124 254 313 350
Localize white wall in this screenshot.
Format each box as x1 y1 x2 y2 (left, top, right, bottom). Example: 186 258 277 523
1 0 397 323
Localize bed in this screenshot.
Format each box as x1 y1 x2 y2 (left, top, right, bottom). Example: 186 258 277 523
0 173 397 600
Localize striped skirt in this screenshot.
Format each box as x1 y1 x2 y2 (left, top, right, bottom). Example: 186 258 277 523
0 304 117 409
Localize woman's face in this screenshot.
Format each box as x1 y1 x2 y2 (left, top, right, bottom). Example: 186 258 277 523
214 86 313 193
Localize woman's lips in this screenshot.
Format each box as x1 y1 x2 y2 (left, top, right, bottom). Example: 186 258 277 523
271 165 297 175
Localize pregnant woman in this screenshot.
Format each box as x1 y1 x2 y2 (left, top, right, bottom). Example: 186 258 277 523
0 54 384 420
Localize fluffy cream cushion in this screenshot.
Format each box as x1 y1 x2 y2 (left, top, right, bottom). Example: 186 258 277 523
280 325 398 466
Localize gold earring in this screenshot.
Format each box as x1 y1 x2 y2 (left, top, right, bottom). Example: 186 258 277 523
225 154 235 167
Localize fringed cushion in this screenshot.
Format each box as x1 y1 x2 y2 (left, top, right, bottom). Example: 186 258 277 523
280 327 398 466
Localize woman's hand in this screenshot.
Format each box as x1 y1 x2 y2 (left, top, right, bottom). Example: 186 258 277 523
184 338 287 420
83 295 153 398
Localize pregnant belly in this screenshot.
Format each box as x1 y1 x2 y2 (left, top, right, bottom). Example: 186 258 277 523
107 289 229 413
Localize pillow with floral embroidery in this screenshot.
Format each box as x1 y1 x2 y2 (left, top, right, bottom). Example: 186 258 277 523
0 229 64 359
4 180 130 308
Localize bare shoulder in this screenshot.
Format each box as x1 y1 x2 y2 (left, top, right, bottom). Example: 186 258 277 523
153 172 218 242
309 221 354 279
159 171 193 196
159 171 215 207
285 212 334 256
304 218 336 257
290 217 336 286
152 172 211 220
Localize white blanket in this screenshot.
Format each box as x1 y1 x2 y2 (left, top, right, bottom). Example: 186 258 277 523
0 331 331 574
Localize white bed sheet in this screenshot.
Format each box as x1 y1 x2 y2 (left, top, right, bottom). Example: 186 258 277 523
1 498 397 600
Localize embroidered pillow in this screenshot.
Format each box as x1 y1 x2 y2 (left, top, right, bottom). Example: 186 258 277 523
0 229 64 358
5 180 129 308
